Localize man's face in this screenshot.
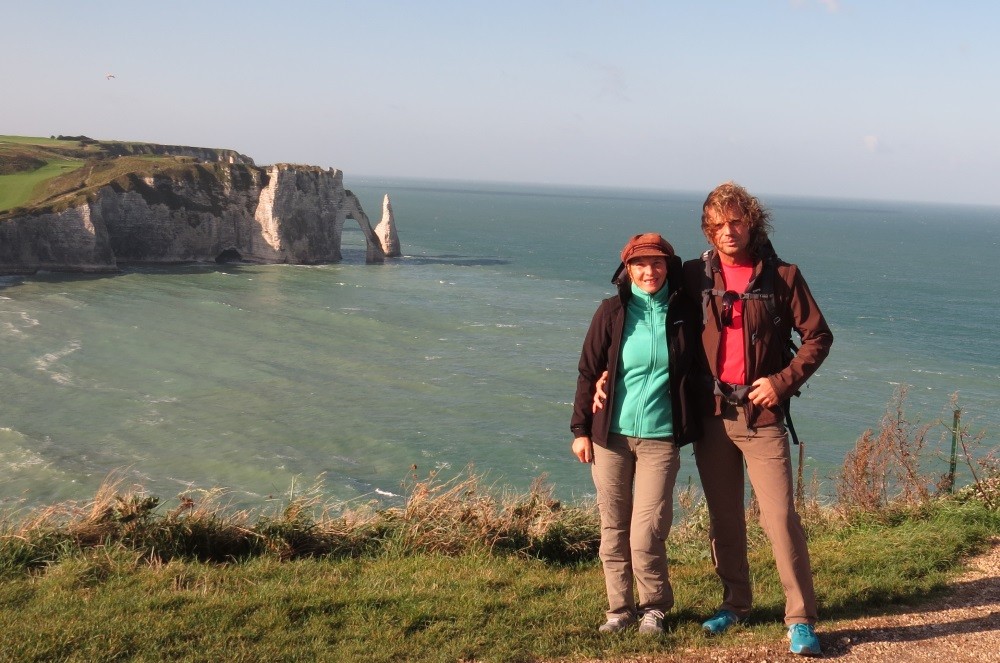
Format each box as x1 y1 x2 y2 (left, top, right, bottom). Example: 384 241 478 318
705 205 751 263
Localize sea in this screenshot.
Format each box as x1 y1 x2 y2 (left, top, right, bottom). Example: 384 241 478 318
1 178 998 512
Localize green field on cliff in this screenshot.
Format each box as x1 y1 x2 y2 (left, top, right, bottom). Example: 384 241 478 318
0 135 142 216
0 136 86 212
0 135 241 219
0 158 81 212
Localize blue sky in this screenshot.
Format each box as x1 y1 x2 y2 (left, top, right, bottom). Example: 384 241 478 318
4 1 999 206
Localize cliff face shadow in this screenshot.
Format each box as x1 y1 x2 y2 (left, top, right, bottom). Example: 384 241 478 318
0 272 119 290
0 253 512 288
399 254 510 267
335 249 509 267
1 264 260 286
0 275 28 291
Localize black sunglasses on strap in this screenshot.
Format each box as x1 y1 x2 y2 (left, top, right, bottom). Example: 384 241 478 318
721 290 740 327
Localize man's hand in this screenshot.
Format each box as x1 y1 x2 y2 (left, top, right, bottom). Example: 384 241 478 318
572 436 594 463
748 377 780 408
592 370 610 413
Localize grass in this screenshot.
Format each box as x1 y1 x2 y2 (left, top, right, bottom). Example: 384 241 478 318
0 135 90 214
0 389 995 662
0 135 236 218
0 511 994 662
0 468 996 662
0 158 83 211
1 554 599 662
0 135 73 146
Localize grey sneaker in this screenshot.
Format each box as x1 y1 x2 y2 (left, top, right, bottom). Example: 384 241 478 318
638 609 665 634
598 613 636 633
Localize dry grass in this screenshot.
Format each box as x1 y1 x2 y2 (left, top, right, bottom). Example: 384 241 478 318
947 392 1000 511
0 468 600 577
391 469 597 560
835 385 998 524
837 385 937 515
0 389 992 579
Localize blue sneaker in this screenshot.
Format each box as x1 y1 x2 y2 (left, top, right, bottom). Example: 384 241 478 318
701 609 739 635
787 623 821 656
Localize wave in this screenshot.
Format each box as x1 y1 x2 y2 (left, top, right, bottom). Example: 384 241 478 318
2 311 41 336
0 428 47 473
202 300 248 312
34 340 82 385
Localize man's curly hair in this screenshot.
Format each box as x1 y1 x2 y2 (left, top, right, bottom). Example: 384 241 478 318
701 181 773 256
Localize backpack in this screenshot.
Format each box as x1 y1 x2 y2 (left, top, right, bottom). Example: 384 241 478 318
700 249 803 443
700 248 784 328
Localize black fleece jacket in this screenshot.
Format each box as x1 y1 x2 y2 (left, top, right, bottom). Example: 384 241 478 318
570 255 704 446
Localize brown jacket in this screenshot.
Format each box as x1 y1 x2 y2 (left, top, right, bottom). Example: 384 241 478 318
682 241 833 429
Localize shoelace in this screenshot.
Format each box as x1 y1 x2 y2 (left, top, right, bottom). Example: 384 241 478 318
604 615 633 627
788 623 814 638
641 610 664 627
706 610 737 629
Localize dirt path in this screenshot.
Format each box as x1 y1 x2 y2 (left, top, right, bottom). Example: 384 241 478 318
817 536 1000 662
621 537 1000 662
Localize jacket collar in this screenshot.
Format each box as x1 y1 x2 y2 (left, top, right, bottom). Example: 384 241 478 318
705 239 778 278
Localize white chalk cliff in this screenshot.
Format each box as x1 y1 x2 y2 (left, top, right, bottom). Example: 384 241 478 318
374 194 402 258
0 163 392 273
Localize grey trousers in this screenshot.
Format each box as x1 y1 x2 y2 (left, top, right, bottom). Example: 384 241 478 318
694 406 818 625
591 433 680 619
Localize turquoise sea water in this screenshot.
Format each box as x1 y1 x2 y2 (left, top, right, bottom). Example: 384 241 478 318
2 179 998 510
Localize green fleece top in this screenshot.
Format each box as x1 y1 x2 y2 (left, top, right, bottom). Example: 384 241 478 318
609 282 674 439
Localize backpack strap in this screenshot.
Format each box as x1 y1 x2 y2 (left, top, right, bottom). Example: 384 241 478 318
752 254 781 325
699 249 716 326
701 248 779 324
782 400 801 445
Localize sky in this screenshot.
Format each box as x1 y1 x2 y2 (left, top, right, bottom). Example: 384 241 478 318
3 1 1000 207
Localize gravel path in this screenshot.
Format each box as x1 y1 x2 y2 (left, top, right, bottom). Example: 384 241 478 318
818 536 1000 662
605 537 1000 662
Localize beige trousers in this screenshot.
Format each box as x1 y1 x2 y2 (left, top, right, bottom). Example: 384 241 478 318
591 433 680 619
694 405 817 625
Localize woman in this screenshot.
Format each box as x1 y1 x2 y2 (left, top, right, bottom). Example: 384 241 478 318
570 233 702 635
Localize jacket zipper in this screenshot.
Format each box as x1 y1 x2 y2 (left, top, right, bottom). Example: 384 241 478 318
633 302 655 437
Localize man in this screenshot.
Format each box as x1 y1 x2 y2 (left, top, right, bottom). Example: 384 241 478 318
684 181 832 656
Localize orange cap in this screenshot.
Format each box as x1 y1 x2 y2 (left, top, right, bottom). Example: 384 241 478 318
620 233 674 263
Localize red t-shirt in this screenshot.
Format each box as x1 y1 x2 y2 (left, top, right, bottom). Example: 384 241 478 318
718 262 753 385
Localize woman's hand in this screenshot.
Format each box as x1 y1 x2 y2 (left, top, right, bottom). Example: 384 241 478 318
572 436 593 463
592 370 610 413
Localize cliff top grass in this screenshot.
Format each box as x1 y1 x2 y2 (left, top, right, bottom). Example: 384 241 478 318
0 467 996 662
0 389 994 661
0 135 253 220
